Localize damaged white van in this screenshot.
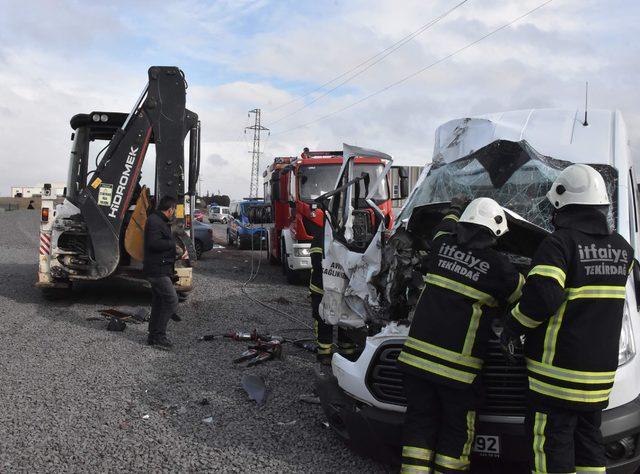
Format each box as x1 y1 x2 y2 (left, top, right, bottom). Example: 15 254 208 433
316 109 640 473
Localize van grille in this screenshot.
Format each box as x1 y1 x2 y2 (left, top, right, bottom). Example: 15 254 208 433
365 339 528 416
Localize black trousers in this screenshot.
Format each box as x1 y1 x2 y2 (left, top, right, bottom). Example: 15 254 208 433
147 276 178 339
525 403 606 473
311 294 355 356
401 374 477 473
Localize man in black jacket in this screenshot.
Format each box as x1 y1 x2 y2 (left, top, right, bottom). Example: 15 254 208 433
144 196 179 349
398 197 524 473
501 164 633 473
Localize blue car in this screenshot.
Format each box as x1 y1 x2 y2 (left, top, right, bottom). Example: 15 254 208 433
226 199 268 250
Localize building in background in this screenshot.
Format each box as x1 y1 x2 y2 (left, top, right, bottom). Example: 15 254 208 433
390 166 423 216
10 183 65 198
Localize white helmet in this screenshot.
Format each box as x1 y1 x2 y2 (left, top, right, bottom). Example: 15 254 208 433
547 164 610 209
459 197 508 237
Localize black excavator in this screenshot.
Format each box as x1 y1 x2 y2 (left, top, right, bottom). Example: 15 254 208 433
37 66 200 296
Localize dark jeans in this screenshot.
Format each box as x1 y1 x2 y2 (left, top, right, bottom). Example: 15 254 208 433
147 276 178 339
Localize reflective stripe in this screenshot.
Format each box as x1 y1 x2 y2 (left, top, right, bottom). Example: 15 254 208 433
444 214 459 222
508 273 525 304
402 446 433 461
528 265 566 288
529 377 612 403
629 260 635 275
526 358 616 385
309 283 324 295
433 231 452 240
462 302 483 356
461 411 475 462
310 247 323 254
542 302 567 365
512 303 541 329
533 412 547 473
397 351 476 384
404 337 482 369
424 273 497 306
566 285 626 300
575 467 606 473
434 453 469 470
400 465 432 473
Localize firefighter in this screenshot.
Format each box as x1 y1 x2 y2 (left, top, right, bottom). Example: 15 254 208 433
309 217 356 365
398 197 524 473
501 164 634 473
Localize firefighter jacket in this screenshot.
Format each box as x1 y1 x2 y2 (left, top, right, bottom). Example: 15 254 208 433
309 217 324 296
398 210 524 389
505 206 634 410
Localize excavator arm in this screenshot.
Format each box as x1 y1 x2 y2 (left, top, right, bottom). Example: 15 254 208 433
75 66 198 279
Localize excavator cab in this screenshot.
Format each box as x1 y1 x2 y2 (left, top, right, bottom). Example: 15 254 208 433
37 66 200 295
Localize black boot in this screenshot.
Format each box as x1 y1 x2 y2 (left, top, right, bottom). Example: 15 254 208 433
148 336 173 350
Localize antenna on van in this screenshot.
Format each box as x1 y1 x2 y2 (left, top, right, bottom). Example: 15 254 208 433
583 81 589 126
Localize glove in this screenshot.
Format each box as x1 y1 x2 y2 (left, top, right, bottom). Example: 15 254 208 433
499 324 521 366
450 194 471 212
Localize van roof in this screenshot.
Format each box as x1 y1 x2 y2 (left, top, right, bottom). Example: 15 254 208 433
433 108 630 169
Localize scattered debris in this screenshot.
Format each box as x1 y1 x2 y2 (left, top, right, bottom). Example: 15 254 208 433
270 296 291 305
277 420 297 426
299 394 321 405
202 416 214 424
320 421 330 429
241 374 267 405
142 414 150 420
99 307 149 323
293 340 317 353
199 398 210 406
106 318 126 332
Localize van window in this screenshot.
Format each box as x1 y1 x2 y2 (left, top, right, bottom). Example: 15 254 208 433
211 206 220 213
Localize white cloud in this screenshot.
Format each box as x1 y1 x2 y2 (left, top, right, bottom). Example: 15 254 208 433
0 0 638 202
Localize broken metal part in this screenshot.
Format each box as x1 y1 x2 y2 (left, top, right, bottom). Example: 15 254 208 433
241 374 267 405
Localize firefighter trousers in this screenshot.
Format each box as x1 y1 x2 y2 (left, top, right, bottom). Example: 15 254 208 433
311 294 355 357
401 374 477 473
526 403 606 473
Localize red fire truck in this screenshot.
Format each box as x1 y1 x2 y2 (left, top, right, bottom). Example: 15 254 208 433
263 148 398 283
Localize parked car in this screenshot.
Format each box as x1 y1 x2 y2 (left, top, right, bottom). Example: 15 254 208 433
226 199 269 250
193 209 205 222
192 219 214 259
208 205 230 223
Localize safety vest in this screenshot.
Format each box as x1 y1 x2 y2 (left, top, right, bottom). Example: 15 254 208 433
508 207 634 410
398 213 524 388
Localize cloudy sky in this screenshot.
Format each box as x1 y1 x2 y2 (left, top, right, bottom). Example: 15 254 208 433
0 0 638 199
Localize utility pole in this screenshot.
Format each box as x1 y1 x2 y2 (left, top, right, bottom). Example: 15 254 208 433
245 109 269 198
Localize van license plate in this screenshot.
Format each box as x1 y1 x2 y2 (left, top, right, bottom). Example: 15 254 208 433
473 435 500 456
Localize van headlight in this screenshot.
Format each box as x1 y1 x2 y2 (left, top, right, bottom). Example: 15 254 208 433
294 247 310 257
618 302 636 366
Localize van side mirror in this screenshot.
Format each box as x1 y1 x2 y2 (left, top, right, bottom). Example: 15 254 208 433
633 259 640 309
232 212 239 219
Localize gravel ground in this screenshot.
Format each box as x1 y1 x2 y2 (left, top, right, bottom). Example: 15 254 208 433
0 210 385 473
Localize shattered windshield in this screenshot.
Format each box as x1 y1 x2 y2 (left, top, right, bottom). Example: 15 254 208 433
298 165 341 202
398 140 618 232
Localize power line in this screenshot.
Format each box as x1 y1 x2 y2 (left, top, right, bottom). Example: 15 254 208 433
267 0 470 126
272 0 555 137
